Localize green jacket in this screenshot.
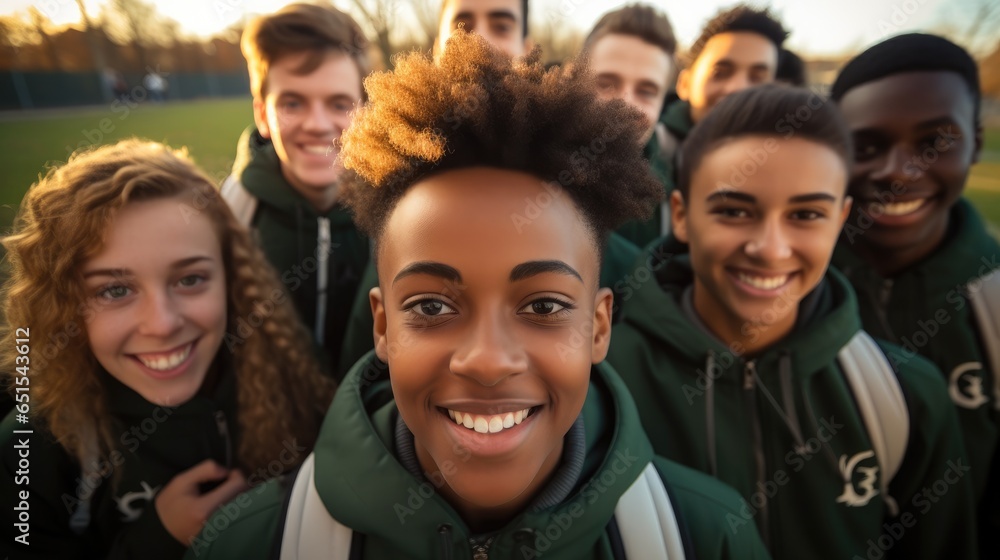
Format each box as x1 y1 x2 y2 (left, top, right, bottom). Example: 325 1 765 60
832 197 1000 555
188 353 771 560
336 234 641 379
227 126 370 373
607 237 978 559
614 99 693 249
0 370 239 560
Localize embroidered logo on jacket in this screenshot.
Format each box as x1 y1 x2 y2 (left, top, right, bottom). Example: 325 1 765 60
948 362 988 409
836 450 879 507
116 481 160 522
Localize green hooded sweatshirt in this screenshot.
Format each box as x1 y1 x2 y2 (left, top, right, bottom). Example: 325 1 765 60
832 197 1000 554
614 99 694 250
0 368 239 560
187 352 771 560
227 126 370 373
606 237 978 560
336 233 641 379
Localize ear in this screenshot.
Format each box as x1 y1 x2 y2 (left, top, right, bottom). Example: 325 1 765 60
590 287 614 363
370 287 388 362
972 123 984 165
839 195 853 228
670 190 689 243
676 68 691 101
253 98 270 139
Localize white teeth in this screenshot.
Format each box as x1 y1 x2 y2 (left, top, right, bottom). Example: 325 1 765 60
737 272 789 290
136 344 192 371
446 407 532 434
303 145 331 156
872 198 926 216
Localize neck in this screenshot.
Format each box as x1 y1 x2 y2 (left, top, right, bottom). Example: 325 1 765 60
692 283 798 356
281 169 338 213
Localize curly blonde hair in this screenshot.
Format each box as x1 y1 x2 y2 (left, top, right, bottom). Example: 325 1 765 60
1 139 333 475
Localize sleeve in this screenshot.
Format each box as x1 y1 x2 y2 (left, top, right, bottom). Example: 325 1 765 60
887 353 979 559
652 457 773 560
183 480 286 560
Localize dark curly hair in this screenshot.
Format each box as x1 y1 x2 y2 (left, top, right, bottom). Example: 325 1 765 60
339 31 663 252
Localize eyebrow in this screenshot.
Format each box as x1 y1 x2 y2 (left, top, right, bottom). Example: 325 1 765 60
510 260 583 283
789 193 838 204
455 10 517 22
393 261 462 286
83 256 213 279
706 191 837 204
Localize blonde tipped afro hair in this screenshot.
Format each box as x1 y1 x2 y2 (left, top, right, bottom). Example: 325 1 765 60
339 31 664 246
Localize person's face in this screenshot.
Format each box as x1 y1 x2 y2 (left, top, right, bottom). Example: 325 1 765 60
437 0 527 58
589 33 672 143
254 51 363 210
837 71 982 262
371 167 612 518
672 136 850 345
677 32 778 123
82 196 228 406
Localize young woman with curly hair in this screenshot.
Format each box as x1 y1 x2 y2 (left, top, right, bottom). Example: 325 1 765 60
189 31 769 560
0 139 334 560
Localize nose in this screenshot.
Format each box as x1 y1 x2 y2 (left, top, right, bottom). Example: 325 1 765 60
870 142 923 187
137 290 184 337
722 72 751 96
302 100 335 133
450 309 527 386
745 217 792 262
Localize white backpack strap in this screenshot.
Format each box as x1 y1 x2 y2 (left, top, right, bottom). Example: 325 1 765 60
838 331 910 516
966 272 1000 410
280 453 352 560
220 174 259 227
614 462 686 560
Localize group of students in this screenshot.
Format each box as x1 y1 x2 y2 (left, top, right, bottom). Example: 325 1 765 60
1 1 997 559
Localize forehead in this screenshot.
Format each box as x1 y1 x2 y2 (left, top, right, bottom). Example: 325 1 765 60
442 0 522 20
589 34 672 83
379 168 597 281
691 136 847 199
265 50 362 97
86 197 221 268
694 31 777 67
837 71 975 133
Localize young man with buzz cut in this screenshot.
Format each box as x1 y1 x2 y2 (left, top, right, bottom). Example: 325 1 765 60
830 33 1000 558
222 3 372 375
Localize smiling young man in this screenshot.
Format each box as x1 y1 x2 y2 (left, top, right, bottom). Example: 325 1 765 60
656 4 787 167
221 3 371 374
830 33 1000 556
582 3 678 248
607 84 977 559
187 32 771 560
436 0 529 58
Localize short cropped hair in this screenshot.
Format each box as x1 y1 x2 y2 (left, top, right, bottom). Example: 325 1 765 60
583 4 677 57
339 31 663 251
677 84 852 198
242 2 370 100
686 4 787 66
830 33 980 126
776 48 806 86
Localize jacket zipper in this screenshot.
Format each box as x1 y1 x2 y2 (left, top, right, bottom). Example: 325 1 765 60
315 216 331 343
743 360 770 549
214 410 232 468
470 536 495 560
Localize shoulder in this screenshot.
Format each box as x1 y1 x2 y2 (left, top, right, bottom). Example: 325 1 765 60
186 478 287 560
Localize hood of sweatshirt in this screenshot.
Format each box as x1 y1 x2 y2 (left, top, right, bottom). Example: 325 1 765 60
661 99 694 142
229 126 356 228
310 353 654 559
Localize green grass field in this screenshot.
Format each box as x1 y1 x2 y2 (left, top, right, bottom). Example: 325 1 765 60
0 98 998 235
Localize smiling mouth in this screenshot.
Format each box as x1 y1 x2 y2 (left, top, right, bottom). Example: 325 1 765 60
735 271 791 291
868 197 929 217
132 342 194 371
444 407 538 434
301 144 333 156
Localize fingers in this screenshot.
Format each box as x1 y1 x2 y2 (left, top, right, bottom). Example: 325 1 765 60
173 459 228 487
202 468 249 509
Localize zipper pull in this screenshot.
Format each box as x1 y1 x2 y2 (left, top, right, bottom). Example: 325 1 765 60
743 360 757 390
470 536 494 560
214 410 232 468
